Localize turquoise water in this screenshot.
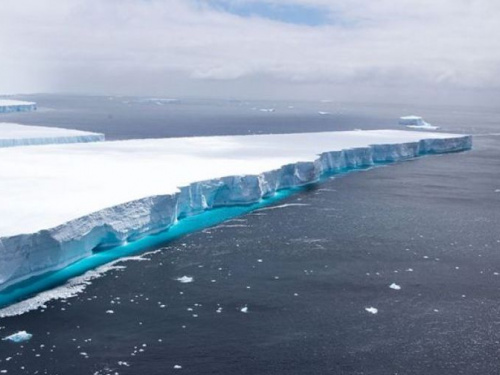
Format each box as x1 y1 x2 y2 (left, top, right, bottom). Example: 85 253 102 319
0 187 306 309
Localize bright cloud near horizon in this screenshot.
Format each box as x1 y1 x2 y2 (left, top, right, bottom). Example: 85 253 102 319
1 0 499 104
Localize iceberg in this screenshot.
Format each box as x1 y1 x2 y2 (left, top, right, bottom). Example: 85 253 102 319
399 116 439 130
0 100 37 113
0 123 105 148
0 130 471 292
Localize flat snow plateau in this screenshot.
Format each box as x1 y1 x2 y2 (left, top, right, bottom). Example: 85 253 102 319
0 123 105 148
0 130 471 290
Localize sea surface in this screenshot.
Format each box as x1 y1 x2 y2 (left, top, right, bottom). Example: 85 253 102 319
0 95 499 374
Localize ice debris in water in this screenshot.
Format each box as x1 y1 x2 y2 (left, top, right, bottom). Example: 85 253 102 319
389 283 401 290
2 331 32 343
176 276 194 283
240 306 249 313
365 307 378 314
174 365 182 369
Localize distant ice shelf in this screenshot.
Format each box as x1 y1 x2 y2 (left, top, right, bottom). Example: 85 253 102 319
0 123 105 148
0 99 37 113
0 130 471 291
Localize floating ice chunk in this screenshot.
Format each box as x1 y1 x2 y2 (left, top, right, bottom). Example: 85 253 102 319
176 276 194 283
174 365 182 369
240 306 249 313
399 116 439 130
389 283 401 290
365 307 378 314
2 331 32 343
106 310 114 314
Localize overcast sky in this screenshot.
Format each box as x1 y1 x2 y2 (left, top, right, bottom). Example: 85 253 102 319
1 0 499 104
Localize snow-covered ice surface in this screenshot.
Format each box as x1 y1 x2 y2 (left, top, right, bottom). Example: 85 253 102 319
0 130 471 291
0 123 105 148
0 100 37 113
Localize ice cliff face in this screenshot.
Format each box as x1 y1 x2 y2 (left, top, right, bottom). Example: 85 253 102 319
0 100 37 113
0 133 105 148
0 134 472 291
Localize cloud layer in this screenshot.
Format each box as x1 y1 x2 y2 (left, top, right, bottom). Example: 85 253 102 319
1 0 499 103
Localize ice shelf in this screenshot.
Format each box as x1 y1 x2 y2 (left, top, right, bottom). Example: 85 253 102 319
0 100 37 113
0 123 105 148
0 130 471 290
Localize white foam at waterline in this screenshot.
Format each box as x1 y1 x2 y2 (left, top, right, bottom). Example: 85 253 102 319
0 253 154 318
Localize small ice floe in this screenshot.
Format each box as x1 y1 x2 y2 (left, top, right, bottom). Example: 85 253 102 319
240 306 249 313
176 276 194 283
389 283 401 290
216 307 223 314
174 365 182 369
365 307 378 314
3 331 32 343
106 310 114 314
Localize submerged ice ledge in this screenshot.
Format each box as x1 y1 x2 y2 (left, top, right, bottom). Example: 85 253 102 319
0 131 471 292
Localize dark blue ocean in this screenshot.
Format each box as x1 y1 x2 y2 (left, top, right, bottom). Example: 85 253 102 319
0 95 499 374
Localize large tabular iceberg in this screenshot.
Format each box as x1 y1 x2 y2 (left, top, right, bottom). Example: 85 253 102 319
0 99 37 113
0 130 471 291
0 123 105 148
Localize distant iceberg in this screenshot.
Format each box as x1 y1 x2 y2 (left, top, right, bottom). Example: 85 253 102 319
0 99 37 113
0 123 105 148
399 116 439 130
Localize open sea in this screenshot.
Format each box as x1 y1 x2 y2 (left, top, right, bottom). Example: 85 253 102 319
0 94 499 374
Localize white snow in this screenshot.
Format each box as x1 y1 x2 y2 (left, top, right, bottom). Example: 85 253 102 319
0 123 104 148
0 130 471 291
2 331 32 343
0 100 36 113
